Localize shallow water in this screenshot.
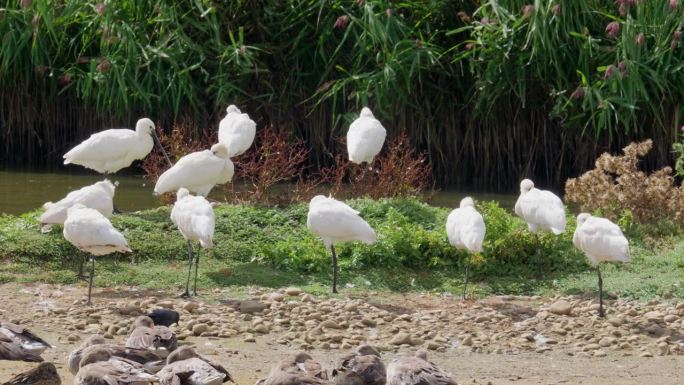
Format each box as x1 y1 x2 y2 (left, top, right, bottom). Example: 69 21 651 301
0 169 517 215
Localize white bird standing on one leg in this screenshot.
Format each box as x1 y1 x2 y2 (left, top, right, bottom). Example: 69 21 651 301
573 213 630 318
514 179 566 275
63 118 171 173
346 107 387 165
154 143 234 197
218 104 257 157
446 197 485 300
171 188 215 297
40 179 116 232
307 195 377 293
63 204 132 305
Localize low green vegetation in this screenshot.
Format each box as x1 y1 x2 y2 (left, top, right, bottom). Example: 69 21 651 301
0 197 682 300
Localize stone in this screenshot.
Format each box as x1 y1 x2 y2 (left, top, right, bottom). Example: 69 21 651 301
321 320 343 329
361 318 377 327
244 333 256 343
663 314 678 323
239 301 268 314
548 300 573 316
593 350 607 357
66 334 80 342
391 333 412 345
192 323 209 336
183 302 199 313
462 336 473 346
157 301 174 309
643 311 664 323
285 287 303 296
598 337 615 347
640 352 653 358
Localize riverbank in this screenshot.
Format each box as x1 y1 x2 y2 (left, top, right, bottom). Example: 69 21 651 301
1 283 683 384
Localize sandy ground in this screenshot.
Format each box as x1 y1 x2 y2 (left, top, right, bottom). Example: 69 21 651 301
0 282 682 385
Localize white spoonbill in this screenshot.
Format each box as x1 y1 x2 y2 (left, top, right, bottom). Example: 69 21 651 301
154 143 234 197
514 179 566 274
218 104 257 157
63 204 131 305
64 118 171 174
40 179 116 232
573 213 630 317
446 197 485 300
171 188 215 297
347 107 387 164
307 195 377 293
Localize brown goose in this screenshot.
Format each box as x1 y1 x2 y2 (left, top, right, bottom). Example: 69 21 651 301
67 335 165 375
74 345 158 385
256 371 331 385
273 352 328 380
1 362 61 385
0 334 43 362
157 346 233 385
126 316 177 357
332 345 386 385
386 351 457 385
0 322 53 355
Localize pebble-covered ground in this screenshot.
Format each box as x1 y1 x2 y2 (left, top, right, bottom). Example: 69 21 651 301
1 283 683 384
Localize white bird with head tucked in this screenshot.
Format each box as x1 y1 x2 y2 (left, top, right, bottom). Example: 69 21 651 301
346 107 387 165
446 197 485 300
63 204 131 305
218 105 257 158
154 143 234 197
171 188 215 297
307 195 377 293
40 180 116 232
514 178 566 274
64 118 171 174
573 213 630 318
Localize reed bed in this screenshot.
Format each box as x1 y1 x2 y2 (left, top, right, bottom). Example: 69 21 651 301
0 1 682 190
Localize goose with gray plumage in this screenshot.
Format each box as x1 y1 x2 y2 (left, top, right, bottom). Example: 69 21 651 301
68 335 164 375
126 316 177 357
74 345 158 385
157 346 233 385
386 350 457 385
1 362 61 385
332 345 386 385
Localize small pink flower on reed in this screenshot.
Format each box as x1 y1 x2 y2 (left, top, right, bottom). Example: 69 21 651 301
680 125 684 133
604 65 617 79
58 74 72 86
355 0 365 6
522 4 535 18
385 8 392 17
95 3 106 16
675 30 682 42
20 0 32 9
670 0 679 11
551 4 561 16
96 59 110 73
618 61 628 76
333 15 349 30
465 43 474 50
571 87 585 100
605 21 620 38
457 11 470 23
635 32 645 46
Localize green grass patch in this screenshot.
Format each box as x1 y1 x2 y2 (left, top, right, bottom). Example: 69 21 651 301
1 197 682 300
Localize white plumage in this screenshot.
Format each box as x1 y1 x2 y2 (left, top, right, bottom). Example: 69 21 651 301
573 213 630 317
63 204 131 256
446 197 485 299
307 195 377 249
218 105 257 157
63 118 156 174
573 213 630 265
154 143 234 197
40 180 116 231
307 195 377 293
514 179 566 235
172 188 215 249
171 188 215 297
346 107 387 164
63 203 131 304
446 197 485 254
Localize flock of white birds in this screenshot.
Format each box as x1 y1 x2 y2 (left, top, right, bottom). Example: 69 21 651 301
39 105 629 317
